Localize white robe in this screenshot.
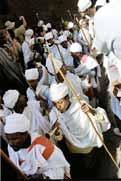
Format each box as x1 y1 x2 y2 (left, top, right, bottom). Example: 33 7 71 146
22 41 34 67
111 96 121 120
23 100 51 134
66 71 89 102
8 132 71 179
49 98 111 151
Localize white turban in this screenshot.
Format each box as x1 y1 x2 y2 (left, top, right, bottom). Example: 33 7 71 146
4 113 30 134
70 43 82 53
46 57 63 75
44 32 53 41
25 29 34 42
37 20 44 27
42 25 48 32
77 0 92 12
67 22 74 30
3 90 19 109
49 83 69 102
46 23 52 29
25 68 39 80
25 29 34 38
58 35 67 44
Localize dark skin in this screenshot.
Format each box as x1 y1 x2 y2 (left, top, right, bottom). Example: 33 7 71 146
56 65 67 83
47 38 54 47
14 95 28 113
6 132 45 180
71 52 83 59
61 41 68 49
6 132 31 152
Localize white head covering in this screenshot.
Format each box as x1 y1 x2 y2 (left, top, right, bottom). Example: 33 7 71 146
4 21 15 30
25 29 34 42
44 32 53 41
70 43 82 53
37 20 44 27
4 113 30 134
46 23 52 29
42 25 48 32
67 22 74 29
63 30 71 38
25 68 39 80
3 90 19 109
49 83 68 102
58 35 67 44
77 0 92 12
46 57 63 75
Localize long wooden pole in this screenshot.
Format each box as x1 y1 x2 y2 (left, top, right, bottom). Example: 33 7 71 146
0 148 28 180
49 53 119 169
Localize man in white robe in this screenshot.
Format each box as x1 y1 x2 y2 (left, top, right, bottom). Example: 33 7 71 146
49 83 111 178
22 29 34 68
4 113 71 180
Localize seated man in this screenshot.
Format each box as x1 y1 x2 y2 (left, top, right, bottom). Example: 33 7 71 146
4 113 71 180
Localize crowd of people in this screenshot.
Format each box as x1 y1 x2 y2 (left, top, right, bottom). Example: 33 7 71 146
0 0 121 180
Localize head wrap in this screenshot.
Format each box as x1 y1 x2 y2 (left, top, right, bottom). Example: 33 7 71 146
25 68 39 80
77 0 92 12
46 23 52 29
58 35 67 44
44 32 53 41
37 20 44 27
49 83 68 102
25 29 34 42
70 42 82 53
3 90 19 109
4 113 30 134
67 22 74 29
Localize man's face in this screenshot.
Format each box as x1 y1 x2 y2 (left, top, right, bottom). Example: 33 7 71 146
53 96 70 113
61 41 68 49
71 52 82 59
47 38 54 47
28 79 38 90
6 132 29 151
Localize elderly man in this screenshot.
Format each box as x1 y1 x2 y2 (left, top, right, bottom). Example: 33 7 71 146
49 82 111 178
4 113 71 180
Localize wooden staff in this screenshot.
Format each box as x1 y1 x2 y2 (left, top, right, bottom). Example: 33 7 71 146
49 53 119 169
75 17 91 50
67 9 91 50
51 30 65 65
46 43 59 83
0 148 28 180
